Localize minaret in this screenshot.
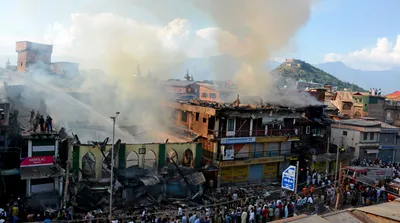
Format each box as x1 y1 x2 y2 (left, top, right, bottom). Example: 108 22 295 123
5 58 10 69
184 69 190 81
189 74 194 81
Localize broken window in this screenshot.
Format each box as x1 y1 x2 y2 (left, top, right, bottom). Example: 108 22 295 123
181 111 187 122
82 152 96 179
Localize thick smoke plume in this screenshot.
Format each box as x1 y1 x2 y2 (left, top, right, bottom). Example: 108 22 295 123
7 14 193 143
7 1 318 143
193 0 318 106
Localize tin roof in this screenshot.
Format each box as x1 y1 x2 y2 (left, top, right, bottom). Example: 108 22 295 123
355 200 400 222
335 119 381 127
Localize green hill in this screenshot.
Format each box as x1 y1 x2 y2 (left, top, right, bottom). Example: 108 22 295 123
272 59 365 91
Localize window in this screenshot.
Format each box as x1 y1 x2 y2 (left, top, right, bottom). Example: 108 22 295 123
312 129 317 135
305 126 310 134
20 62 23 66
202 118 207 123
342 103 351 110
227 119 235 131
386 111 392 121
363 132 368 140
343 131 347 136
369 132 374 140
181 111 187 122
201 92 208 98
195 112 199 121
210 93 217 99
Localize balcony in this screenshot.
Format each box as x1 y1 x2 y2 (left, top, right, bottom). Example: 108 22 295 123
208 128 299 138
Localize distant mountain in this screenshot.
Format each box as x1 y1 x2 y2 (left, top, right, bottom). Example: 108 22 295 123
316 61 399 94
272 59 365 91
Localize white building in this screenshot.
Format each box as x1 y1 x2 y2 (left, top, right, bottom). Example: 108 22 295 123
331 119 381 162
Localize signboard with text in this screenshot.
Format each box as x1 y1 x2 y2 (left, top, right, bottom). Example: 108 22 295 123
281 165 296 191
221 137 255 145
20 156 54 167
219 156 284 167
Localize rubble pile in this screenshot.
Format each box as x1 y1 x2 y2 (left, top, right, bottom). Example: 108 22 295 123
68 138 207 214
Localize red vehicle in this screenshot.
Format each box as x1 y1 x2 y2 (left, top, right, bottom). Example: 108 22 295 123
387 183 400 201
343 166 392 185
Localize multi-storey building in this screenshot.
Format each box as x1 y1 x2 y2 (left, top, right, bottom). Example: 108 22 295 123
331 119 381 163
164 96 328 187
384 91 400 127
16 41 53 72
330 91 385 120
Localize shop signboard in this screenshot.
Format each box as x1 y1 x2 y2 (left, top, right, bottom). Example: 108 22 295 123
221 137 255 145
219 156 284 167
20 156 54 167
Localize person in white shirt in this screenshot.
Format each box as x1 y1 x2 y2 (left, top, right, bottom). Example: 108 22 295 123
241 210 247 223
249 210 255 223
307 196 314 205
232 193 238 200
178 208 183 217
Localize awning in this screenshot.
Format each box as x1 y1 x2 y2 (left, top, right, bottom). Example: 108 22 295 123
365 149 379 154
20 165 63 180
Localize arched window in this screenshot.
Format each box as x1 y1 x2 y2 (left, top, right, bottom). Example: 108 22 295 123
126 151 139 168
144 150 157 169
183 149 194 167
82 152 96 179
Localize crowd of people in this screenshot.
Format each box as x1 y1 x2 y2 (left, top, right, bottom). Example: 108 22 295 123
369 88 382 96
2 162 399 223
29 109 53 133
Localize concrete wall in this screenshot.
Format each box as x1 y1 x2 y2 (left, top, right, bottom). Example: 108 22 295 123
75 142 201 180
331 127 361 158
16 41 53 72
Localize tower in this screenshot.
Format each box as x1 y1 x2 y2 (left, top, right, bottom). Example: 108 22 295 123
5 58 10 69
16 41 53 73
184 69 190 81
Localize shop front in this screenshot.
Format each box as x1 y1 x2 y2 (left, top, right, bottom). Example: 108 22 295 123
378 145 395 163
20 156 64 196
218 156 284 184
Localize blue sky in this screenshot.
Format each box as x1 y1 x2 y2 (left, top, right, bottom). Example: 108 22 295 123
1 0 399 71
294 0 400 64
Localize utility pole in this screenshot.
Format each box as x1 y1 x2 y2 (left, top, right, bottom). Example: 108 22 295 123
326 137 330 174
334 122 341 188
109 112 120 221
62 141 72 208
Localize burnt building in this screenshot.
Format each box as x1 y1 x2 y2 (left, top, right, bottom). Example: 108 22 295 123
16 41 53 73
164 95 330 187
50 62 79 77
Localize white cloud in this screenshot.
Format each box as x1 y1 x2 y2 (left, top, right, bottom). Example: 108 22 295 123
324 35 400 71
39 13 221 63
